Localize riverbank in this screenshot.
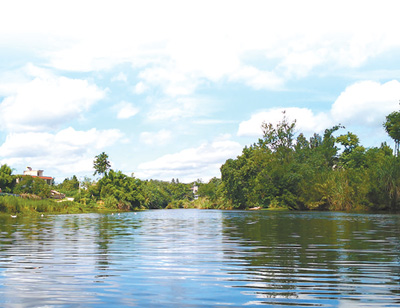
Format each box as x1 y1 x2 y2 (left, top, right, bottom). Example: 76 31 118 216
0 194 229 215
1 194 396 216
0 195 139 215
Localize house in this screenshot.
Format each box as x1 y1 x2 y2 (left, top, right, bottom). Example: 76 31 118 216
24 167 44 177
21 167 54 185
191 185 199 194
191 184 199 200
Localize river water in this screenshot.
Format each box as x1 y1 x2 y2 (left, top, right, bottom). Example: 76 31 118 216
0 209 399 307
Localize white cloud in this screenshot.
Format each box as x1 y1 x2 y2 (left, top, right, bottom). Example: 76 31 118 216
115 101 140 119
112 72 128 83
3 1 399 94
133 82 148 94
147 97 209 121
140 129 172 146
136 138 243 182
0 127 123 179
278 48 329 78
238 107 331 137
0 66 105 132
138 66 201 97
229 66 284 90
194 119 235 125
331 80 400 126
237 80 400 147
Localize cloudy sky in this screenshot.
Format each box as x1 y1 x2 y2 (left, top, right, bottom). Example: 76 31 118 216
1 0 400 183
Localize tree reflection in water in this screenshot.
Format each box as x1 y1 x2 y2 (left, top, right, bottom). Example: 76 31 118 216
221 211 400 306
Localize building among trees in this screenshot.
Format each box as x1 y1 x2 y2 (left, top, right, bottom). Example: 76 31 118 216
21 167 54 185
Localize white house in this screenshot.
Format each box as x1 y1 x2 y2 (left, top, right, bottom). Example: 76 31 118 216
22 167 54 185
24 167 44 177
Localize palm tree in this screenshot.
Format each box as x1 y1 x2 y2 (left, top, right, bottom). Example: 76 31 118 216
93 152 111 177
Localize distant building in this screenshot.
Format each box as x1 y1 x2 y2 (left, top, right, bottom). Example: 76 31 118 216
191 184 199 200
21 167 54 185
24 167 44 177
191 185 199 194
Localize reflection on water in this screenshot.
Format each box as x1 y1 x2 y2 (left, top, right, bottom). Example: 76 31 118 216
222 211 400 307
0 210 399 307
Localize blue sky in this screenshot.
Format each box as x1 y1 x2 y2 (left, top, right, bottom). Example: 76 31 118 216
1 0 400 183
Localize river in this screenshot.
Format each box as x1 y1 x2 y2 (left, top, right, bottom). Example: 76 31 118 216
0 209 399 307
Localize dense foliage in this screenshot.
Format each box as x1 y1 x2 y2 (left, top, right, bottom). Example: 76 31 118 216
141 179 193 209
0 164 15 193
13 176 52 199
384 111 400 156
219 113 400 211
0 166 196 214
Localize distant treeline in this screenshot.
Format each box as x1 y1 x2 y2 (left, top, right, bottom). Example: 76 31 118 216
0 167 197 213
1 110 400 213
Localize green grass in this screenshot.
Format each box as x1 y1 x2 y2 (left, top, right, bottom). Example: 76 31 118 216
0 195 121 215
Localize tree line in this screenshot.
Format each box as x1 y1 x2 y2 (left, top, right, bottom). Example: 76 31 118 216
0 153 195 213
1 110 400 213
217 110 400 211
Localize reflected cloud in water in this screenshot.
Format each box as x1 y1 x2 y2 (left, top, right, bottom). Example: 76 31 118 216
0 210 399 307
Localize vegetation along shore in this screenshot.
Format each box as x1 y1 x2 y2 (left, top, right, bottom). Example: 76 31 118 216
1 110 400 214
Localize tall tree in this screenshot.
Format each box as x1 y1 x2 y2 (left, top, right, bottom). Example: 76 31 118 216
261 111 296 155
93 152 111 177
383 111 400 156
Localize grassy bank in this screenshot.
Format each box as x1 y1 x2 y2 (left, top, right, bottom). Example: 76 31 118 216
0 195 226 216
164 197 234 210
0 195 130 215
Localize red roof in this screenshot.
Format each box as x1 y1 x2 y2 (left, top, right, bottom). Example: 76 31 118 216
22 175 53 180
35 176 53 180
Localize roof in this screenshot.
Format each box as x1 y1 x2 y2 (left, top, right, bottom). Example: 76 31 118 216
34 176 53 180
21 175 54 180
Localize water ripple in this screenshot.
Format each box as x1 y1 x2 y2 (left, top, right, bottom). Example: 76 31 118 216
0 210 399 307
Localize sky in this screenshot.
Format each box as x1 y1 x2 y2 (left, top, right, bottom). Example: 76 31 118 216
1 0 400 183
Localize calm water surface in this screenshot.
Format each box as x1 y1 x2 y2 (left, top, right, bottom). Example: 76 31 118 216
0 209 399 307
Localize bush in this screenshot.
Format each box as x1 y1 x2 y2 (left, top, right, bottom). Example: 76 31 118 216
14 176 51 198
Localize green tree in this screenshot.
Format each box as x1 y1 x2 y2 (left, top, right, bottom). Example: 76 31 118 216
261 111 296 161
198 177 222 202
14 176 51 198
220 148 255 209
58 175 80 192
93 152 111 177
96 169 145 210
168 180 192 201
320 125 342 167
337 132 366 168
337 132 359 154
383 111 400 156
364 145 396 210
142 180 172 208
376 155 400 210
220 116 349 210
0 164 15 193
